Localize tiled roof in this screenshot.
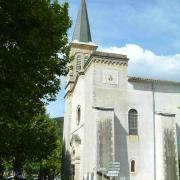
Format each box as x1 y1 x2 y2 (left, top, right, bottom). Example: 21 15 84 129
128 76 180 84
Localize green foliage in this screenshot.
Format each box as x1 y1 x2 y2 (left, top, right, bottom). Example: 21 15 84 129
23 161 40 180
14 113 59 173
24 114 59 161
0 0 71 176
0 0 71 119
53 117 64 137
23 118 64 179
1 114 62 179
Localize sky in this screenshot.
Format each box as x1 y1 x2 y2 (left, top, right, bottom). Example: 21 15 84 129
46 0 180 118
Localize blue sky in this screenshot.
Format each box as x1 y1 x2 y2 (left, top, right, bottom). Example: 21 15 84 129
46 0 180 118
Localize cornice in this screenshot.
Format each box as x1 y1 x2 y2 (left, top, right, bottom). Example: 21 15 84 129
91 51 128 60
65 80 75 90
64 71 85 98
92 58 128 66
155 112 176 117
84 51 129 73
93 106 114 111
71 42 98 51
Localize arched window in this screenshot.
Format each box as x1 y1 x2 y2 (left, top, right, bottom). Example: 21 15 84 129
128 109 138 135
84 54 89 65
77 106 81 125
131 160 136 173
76 55 81 72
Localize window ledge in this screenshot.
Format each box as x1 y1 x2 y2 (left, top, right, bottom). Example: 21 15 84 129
130 172 136 176
127 135 139 141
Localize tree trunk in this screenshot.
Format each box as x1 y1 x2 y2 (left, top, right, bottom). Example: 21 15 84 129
0 170 4 180
0 159 4 180
38 168 46 180
48 174 54 180
14 157 23 180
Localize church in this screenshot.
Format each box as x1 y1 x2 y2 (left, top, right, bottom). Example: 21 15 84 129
62 0 180 180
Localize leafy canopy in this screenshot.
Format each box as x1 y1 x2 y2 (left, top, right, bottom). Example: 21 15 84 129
0 0 71 174
0 0 71 121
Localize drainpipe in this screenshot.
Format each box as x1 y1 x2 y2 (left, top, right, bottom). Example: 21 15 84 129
152 82 156 180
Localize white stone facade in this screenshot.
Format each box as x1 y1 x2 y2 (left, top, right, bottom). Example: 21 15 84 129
63 44 180 180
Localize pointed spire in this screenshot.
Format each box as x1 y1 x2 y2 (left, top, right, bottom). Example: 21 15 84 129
72 0 92 43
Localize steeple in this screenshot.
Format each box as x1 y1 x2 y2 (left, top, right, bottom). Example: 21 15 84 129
72 0 92 43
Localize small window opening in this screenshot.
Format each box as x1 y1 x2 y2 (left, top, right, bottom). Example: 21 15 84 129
77 106 81 125
131 160 136 173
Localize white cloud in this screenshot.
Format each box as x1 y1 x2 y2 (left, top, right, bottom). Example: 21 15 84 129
99 44 180 81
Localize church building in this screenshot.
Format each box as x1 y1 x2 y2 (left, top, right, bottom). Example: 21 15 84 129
63 0 180 180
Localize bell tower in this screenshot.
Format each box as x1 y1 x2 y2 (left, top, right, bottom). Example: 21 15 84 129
63 0 97 159
70 0 98 77
63 1 97 179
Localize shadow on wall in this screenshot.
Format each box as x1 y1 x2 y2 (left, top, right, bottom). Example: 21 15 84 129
114 114 130 180
61 141 71 180
176 124 180 176
164 129 178 180
98 118 113 168
130 81 180 94
97 118 113 180
177 124 180 157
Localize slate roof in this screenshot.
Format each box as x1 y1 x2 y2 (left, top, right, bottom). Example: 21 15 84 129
72 0 92 43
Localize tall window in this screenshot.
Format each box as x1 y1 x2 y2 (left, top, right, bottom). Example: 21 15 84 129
131 160 136 173
128 109 138 135
76 55 81 72
77 106 81 125
84 54 89 65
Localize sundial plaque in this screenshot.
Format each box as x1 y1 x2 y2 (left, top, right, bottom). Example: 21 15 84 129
103 70 118 85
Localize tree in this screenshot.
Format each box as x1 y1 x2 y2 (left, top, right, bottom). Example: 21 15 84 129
0 0 71 178
0 0 71 120
0 113 60 179
23 145 61 180
20 117 64 180
3 113 60 179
